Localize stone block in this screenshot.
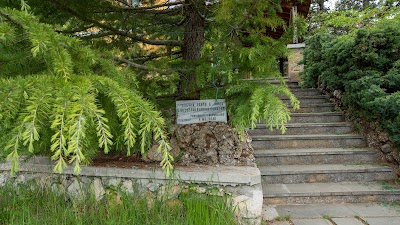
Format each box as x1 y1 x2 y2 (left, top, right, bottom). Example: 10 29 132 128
233 188 263 220
292 219 332 225
91 178 105 201
0 173 9 187
107 178 121 188
363 217 400 225
262 205 279 221
121 180 134 194
331 217 364 225
67 179 86 200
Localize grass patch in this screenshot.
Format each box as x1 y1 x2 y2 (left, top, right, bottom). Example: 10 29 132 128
0 183 237 225
322 215 332 220
380 202 400 208
355 216 369 225
274 215 291 221
322 215 337 225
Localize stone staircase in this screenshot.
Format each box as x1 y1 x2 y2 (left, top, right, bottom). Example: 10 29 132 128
249 80 400 205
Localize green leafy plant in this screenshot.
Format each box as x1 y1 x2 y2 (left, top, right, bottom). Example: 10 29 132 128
0 8 173 175
274 215 291 221
301 11 400 148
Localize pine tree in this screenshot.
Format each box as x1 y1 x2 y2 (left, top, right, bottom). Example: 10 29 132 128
0 0 304 174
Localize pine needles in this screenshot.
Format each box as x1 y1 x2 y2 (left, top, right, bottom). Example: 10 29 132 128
0 8 173 176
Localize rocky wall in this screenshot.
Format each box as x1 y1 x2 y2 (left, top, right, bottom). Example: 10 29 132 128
0 157 262 225
145 122 256 167
322 87 400 178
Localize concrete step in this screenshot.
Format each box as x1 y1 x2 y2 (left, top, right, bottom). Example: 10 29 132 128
288 112 344 123
266 203 400 222
268 80 299 88
256 112 344 124
250 122 353 135
263 182 400 204
252 134 367 149
288 88 322 97
255 148 381 166
282 96 330 105
289 103 337 113
260 164 396 184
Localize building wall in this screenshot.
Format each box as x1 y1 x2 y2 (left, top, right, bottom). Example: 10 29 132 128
287 44 305 82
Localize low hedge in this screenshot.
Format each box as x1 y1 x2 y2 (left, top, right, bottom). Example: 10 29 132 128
301 16 400 147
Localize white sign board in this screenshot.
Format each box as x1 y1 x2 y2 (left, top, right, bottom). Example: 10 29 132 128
176 99 227 124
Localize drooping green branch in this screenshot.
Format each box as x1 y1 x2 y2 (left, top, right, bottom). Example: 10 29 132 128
0 9 24 29
0 8 174 176
47 0 184 46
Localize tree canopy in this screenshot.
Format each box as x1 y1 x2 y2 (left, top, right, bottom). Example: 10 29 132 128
0 0 303 174
301 0 400 147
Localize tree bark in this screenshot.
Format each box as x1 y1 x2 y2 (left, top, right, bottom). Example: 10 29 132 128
178 0 205 99
182 0 204 61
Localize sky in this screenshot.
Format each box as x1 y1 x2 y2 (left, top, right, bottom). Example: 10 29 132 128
326 0 338 10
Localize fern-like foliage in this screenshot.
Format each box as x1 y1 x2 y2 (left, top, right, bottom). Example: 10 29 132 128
0 8 173 175
226 81 300 135
197 0 302 135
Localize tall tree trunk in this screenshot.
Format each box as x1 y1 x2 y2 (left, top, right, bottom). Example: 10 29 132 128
178 0 205 99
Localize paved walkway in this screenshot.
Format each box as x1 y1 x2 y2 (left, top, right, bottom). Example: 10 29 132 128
263 203 400 225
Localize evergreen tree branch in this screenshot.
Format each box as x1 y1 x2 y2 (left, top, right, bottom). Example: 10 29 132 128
67 108 86 174
114 0 130 7
108 1 185 11
22 89 50 153
113 56 175 74
132 50 182 62
55 24 95 34
95 6 183 14
51 85 71 173
131 95 173 176
235 0 261 30
5 127 23 175
78 31 114 39
87 106 113 154
94 78 137 155
46 0 183 46
0 9 24 29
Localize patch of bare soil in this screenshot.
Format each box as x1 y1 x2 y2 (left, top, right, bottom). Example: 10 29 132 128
91 153 160 169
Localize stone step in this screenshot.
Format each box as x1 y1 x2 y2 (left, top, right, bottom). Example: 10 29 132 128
288 88 322 97
288 112 344 123
289 103 337 113
252 134 367 149
255 148 380 166
259 164 396 184
268 80 299 88
282 96 330 105
263 182 400 204
250 122 353 135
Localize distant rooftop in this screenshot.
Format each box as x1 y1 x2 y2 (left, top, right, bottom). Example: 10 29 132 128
266 0 311 40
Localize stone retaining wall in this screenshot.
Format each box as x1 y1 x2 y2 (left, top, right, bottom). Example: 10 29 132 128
323 88 400 178
0 157 262 225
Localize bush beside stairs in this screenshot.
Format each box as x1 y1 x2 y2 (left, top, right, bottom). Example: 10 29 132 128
249 79 400 205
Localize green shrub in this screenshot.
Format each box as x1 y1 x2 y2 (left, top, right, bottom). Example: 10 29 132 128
301 16 400 147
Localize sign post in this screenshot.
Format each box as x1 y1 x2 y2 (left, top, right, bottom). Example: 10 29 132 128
176 99 227 124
